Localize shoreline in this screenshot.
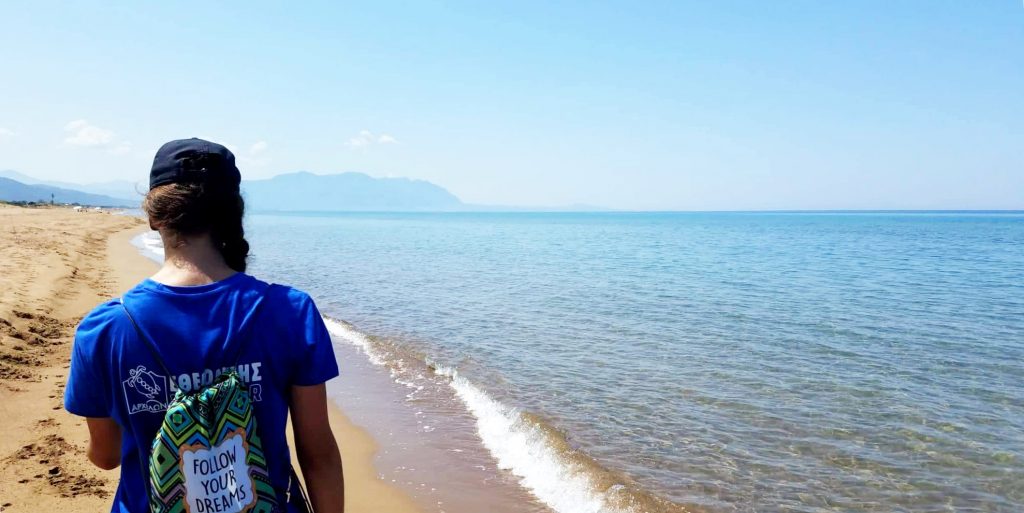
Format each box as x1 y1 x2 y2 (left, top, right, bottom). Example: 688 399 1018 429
118 219 691 513
0 205 421 513
131 230 550 513
129 219 701 513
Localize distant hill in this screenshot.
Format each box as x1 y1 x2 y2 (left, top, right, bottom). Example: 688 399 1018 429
0 177 138 207
0 170 141 202
242 171 464 212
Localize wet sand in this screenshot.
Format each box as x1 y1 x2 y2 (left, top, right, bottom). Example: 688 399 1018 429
0 204 420 513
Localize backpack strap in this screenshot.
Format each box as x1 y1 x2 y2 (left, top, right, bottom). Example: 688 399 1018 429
118 297 174 378
287 467 313 513
118 298 171 512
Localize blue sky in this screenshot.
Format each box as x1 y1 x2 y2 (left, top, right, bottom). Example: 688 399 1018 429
1 1 1021 210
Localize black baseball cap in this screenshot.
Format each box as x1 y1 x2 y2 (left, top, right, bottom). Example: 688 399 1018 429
149 138 241 191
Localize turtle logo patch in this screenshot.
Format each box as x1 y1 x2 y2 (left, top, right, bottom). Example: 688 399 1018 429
123 365 169 414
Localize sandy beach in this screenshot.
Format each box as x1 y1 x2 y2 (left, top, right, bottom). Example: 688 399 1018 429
0 204 420 513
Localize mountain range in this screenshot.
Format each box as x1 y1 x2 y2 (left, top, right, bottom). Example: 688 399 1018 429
0 170 143 204
0 169 466 211
0 175 139 207
243 171 463 211
1 169 607 212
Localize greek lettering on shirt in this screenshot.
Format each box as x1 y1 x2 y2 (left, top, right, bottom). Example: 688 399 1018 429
126 362 264 414
167 362 263 395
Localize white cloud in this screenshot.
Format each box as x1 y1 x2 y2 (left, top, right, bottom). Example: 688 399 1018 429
345 129 398 148
250 140 268 154
62 119 133 155
64 119 115 147
0 127 16 139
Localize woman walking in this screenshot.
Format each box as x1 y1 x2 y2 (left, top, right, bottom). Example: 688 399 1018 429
64 138 344 513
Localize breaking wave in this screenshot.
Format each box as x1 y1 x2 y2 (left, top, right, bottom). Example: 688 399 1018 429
322 317 690 513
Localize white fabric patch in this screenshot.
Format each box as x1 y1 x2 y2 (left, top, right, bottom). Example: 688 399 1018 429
180 431 256 513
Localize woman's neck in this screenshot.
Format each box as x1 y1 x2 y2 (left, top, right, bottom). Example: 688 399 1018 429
151 231 237 287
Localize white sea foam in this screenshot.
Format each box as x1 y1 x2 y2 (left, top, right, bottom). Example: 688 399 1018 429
133 230 165 263
323 318 429 394
324 317 629 513
322 317 386 366
432 364 625 513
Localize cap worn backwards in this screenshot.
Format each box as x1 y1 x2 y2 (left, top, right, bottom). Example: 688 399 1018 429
149 138 241 191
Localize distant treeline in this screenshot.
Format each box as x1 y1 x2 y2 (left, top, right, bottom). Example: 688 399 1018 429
1 200 100 208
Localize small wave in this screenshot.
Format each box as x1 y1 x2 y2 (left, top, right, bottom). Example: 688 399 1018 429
322 317 386 365
323 318 433 399
133 230 165 262
323 316 690 513
433 363 629 513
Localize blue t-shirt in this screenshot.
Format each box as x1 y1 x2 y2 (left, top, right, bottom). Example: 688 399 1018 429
64 273 339 513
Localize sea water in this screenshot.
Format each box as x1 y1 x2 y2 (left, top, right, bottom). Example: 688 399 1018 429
164 212 1024 512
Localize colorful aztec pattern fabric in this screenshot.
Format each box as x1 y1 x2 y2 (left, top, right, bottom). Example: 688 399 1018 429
149 370 279 513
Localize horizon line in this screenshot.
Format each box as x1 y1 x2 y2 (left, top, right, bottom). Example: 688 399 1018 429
248 208 1024 215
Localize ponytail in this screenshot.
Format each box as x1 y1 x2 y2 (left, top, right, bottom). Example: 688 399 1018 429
212 195 250 273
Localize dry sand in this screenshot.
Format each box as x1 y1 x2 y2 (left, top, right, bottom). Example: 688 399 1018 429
0 204 420 513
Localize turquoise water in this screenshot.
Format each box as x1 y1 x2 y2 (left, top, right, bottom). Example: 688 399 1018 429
245 212 1023 513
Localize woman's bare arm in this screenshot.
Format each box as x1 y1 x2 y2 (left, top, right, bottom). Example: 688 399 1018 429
291 383 345 513
85 417 122 470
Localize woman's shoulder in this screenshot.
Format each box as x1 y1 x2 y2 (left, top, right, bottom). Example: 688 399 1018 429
82 275 323 331
266 281 312 301
250 277 322 321
79 298 126 327
74 298 131 350
250 279 328 336
120 273 315 307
